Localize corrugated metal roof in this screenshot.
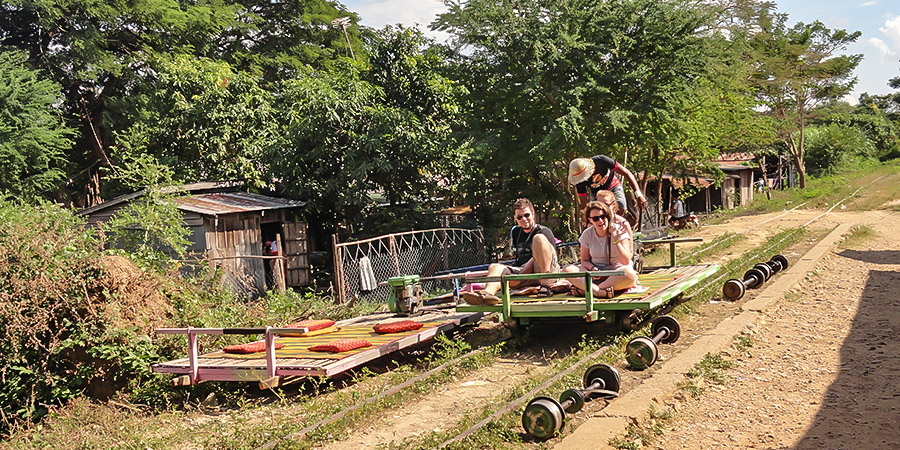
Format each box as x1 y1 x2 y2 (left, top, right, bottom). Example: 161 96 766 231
717 163 754 172
169 192 305 216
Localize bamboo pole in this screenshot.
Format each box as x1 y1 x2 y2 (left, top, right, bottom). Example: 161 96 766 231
274 234 286 293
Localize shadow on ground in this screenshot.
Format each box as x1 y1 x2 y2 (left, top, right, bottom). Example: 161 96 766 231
795 264 900 449
836 249 900 265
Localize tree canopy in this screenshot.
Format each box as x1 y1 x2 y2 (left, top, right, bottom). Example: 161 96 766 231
0 49 73 199
0 0 895 241
746 9 862 187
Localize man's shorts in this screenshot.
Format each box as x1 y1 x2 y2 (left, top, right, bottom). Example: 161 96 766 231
507 252 561 275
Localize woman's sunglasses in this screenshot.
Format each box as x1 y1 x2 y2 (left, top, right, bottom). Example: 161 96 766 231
589 215 607 222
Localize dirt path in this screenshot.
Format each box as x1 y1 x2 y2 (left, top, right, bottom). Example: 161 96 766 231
316 206 869 449
651 210 900 449
322 355 547 449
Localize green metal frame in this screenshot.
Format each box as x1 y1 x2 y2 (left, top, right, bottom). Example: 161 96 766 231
456 264 719 324
640 237 704 267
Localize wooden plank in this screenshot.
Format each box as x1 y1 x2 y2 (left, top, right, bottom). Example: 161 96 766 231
286 254 308 269
284 240 307 255
152 310 484 380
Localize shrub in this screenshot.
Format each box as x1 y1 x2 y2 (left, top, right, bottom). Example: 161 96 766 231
0 200 176 435
805 124 877 176
0 200 106 432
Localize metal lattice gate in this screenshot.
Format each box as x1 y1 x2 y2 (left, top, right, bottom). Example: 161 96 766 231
333 228 487 303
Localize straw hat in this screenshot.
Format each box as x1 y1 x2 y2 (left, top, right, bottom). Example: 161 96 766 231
568 158 594 185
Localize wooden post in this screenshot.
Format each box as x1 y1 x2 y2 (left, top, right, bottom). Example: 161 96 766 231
332 234 345 304
389 235 401 276
440 229 449 272
188 328 199 385
265 327 277 378
274 235 286 293
705 188 710 214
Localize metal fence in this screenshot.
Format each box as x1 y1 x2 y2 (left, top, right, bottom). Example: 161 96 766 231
637 196 663 231
333 228 487 303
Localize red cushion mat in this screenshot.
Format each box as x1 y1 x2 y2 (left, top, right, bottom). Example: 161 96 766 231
373 320 424 334
223 341 284 354
308 339 372 353
285 319 335 331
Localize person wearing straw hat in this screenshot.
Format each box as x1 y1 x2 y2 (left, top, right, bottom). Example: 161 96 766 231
568 155 647 213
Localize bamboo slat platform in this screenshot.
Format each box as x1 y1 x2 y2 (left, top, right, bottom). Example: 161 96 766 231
152 309 483 388
455 264 718 325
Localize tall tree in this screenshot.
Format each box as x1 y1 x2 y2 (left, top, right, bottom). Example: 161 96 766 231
747 11 861 187
0 0 364 205
434 0 748 229
111 55 276 191
0 49 73 200
214 0 366 79
271 27 466 234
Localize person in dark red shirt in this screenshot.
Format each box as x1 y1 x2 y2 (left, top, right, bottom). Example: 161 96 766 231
568 155 647 213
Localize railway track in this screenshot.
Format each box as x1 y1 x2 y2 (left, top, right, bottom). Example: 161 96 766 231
256 180 882 449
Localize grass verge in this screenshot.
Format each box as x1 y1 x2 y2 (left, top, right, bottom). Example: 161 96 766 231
836 224 877 249
611 352 735 450
699 160 899 226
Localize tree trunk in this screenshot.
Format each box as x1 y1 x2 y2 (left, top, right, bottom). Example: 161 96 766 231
756 155 771 200
793 153 807 189
784 135 806 189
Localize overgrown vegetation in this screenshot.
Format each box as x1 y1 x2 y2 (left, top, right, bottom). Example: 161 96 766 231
837 224 877 249
0 198 371 437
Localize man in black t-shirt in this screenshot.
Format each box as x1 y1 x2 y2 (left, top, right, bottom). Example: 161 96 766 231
462 198 560 306
568 155 647 213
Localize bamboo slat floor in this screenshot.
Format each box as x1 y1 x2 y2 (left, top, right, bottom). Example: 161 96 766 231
151 309 483 387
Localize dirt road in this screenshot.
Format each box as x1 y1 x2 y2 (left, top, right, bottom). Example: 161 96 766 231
645 210 900 449
314 203 899 449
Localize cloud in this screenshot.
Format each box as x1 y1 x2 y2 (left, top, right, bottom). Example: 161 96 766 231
867 37 894 62
880 15 900 49
860 1 878 6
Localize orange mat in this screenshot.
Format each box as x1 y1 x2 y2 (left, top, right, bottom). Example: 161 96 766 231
200 321 446 360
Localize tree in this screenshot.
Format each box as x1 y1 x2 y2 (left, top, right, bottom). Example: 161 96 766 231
434 0 752 232
747 12 862 188
361 26 468 208
0 0 365 205
215 0 366 79
270 27 467 235
111 55 276 192
0 49 73 200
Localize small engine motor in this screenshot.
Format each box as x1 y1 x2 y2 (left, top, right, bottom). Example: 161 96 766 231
387 275 424 316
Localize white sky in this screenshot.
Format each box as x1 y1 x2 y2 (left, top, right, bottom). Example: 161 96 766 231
342 0 900 103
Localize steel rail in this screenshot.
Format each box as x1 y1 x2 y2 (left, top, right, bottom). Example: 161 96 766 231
437 345 610 448
256 336 510 450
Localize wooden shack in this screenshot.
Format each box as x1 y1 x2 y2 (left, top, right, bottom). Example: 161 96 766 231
76 182 310 295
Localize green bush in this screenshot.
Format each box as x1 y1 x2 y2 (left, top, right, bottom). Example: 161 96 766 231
0 197 375 436
0 200 110 433
805 124 877 176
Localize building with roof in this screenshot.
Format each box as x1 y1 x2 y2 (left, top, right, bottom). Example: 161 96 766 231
76 182 310 296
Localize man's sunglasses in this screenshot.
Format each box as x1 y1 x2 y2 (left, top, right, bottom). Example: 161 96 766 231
515 213 532 220
589 215 607 222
